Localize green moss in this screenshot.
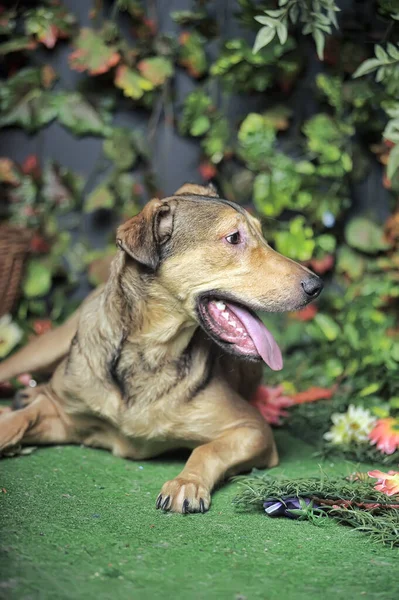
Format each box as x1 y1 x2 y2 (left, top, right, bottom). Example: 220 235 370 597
1 431 398 600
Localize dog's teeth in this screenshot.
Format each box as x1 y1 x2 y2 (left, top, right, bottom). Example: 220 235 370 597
237 328 244 333
231 322 237 328
222 312 230 320
216 302 226 311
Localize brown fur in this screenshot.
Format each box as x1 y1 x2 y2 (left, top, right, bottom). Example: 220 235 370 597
0 184 321 513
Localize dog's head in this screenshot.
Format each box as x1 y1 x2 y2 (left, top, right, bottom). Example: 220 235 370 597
116 184 323 370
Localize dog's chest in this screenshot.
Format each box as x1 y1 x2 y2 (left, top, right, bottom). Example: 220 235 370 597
111 337 213 439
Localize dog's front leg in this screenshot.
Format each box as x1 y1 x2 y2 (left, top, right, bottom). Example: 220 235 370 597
156 423 278 514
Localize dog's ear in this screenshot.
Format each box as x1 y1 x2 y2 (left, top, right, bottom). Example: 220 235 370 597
116 199 175 270
174 183 219 198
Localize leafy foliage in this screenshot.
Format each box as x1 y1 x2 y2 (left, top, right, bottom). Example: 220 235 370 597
211 38 298 92
178 31 208 78
234 473 399 547
69 28 120 75
137 57 174 86
25 4 76 48
0 67 58 132
114 65 154 100
1 0 399 468
253 0 340 59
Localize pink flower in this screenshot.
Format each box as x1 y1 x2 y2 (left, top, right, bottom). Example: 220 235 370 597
369 417 399 455
17 373 33 386
250 385 294 426
368 470 399 496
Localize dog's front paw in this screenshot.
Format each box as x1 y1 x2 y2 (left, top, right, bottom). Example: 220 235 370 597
156 477 211 514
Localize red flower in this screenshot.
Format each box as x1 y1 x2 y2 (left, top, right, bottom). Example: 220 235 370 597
30 234 50 254
199 161 217 181
369 418 399 455
17 373 33 386
309 254 335 274
22 154 41 179
368 470 399 496
290 386 334 404
290 304 318 321
250 385 294 426
133 183 144 195
33 320 52 336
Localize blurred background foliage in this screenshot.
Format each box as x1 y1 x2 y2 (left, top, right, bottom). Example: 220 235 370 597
0 0 399 463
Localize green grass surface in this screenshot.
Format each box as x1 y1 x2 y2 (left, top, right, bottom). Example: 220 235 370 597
1 430 398 600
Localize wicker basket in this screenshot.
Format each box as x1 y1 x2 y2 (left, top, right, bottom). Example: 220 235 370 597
0 224 33 317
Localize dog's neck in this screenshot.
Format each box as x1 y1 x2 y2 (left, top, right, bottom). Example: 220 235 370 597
103 252 199 364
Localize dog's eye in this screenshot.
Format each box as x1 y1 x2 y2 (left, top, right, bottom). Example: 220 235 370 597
225 231 241 245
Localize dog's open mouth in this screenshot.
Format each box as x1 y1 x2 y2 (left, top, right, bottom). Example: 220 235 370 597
197 297 283 371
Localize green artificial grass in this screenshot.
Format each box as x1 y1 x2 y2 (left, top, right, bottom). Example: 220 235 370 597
1 430 398 600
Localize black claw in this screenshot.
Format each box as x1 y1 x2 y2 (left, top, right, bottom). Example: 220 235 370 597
156 495 162 509
12 390 29 411
182 499 190 514
199 498 205 513
161 496 170 510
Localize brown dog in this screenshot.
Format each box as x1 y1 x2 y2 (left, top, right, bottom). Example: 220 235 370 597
0 184 322 513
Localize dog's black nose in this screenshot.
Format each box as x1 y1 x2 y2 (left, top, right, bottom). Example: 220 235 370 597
301 277 323 299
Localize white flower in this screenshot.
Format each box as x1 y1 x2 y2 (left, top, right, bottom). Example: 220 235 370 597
0 314 23 358
324 404 377 446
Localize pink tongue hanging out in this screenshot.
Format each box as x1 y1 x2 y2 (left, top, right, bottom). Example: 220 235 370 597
228 304 283 371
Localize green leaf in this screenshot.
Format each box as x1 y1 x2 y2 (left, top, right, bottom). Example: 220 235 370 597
116 0 145 19
179 90 212 136
112 172 141 216
25 5 76 49
313 314 340 341
375 45 388 62
387 144 399 180
41 162 82 210
202 118 230 163
210 37 295 93
253 27 275 54
254 16 279 26
389 397 399 409
0 89 57 132
276 22 288 45
114 65 154 100
253 158 301 218
391 343 399 362
22 260 52 298
0 37 36 55
345 217 391 254
84 185 115 213
0 67 57 132
137 57 174 86
54 92 109 136
190 115 211 136
336 245 365 280
69 28 120 75
359 383 381 397
238 113 276 170
313 29 325 60
171 9 209 26
274 216 315 261
387 43 399 60
352 58 381 78
103 128 137 171
178 31 208 78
